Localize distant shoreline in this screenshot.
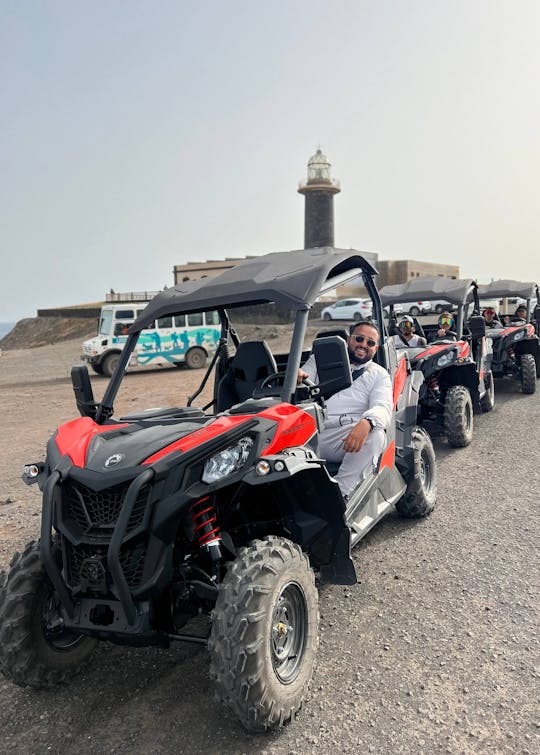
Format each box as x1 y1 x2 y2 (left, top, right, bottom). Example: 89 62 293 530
0 322 15 340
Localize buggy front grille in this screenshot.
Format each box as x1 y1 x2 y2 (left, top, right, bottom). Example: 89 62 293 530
63 481 150 534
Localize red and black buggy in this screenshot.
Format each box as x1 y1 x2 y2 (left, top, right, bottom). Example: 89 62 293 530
0 247 437 732
477 279 540 395
380 276 495 447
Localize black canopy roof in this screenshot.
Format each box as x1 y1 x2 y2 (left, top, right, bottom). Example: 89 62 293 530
130 247 377 331
477 280 537 300
379 276 476 307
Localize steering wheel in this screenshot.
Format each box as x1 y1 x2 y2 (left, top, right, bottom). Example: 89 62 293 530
260 371 287 388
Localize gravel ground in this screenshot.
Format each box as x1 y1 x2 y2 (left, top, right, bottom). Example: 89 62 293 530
0 334 538 754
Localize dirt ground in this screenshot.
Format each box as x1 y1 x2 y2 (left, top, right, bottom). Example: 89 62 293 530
0 332 539 754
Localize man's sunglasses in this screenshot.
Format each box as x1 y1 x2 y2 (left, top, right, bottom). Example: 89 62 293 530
353 335 377 347
398 321 412 330
439 316 453 326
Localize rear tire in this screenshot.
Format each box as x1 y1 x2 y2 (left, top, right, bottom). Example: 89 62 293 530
0 541 97 688
353 312 362 322
409 306 420 317
396 427 437 518
185 347 207 369
444 385 473 447
101 352 121 378
209 536 319 732
480 371 495 412
520 353 536 394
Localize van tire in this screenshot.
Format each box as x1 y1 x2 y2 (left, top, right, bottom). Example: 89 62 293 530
90 363 104 375
185 347 206 370
101 352 121 378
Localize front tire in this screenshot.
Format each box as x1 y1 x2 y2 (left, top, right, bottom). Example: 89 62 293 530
444 385 473 447
520 353 536 394
0 542 97 688
323 312 332 321
480 371 495 412
409 306 420 317
209 536 319 732
396 426 437 518
435 304 444 314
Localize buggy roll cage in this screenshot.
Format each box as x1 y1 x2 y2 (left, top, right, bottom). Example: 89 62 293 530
477 280 539 321
379 276 480 339
94 247 383 424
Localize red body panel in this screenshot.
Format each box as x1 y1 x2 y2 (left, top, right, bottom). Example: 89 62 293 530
415 340 470 361
379 440 395 471
259 404 317 455
54 417 129 468
142 403 317 466
392 357 408 408
142 415 254 465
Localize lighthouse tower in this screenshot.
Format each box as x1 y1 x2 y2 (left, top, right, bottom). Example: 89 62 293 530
298 148 341 248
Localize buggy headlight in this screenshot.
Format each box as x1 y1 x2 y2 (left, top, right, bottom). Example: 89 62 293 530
513 330 525 341
202 436 254 483
436 351 456 368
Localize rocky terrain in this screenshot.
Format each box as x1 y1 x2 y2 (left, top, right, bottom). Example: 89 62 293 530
0 333 538 754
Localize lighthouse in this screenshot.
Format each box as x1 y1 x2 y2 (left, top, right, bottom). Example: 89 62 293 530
298 148 341 248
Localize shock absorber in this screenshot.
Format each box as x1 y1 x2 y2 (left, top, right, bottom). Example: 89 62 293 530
189 496 222 562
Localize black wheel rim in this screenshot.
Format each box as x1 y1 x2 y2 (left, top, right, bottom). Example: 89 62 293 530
419 447 433 496
271 581 308 684
40 591 87 651
465 401 472 431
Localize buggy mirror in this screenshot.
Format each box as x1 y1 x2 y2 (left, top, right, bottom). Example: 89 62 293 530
312 335 352 400
468 315 486 340
71 366 98 419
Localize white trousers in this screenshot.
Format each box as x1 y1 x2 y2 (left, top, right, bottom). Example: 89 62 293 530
318 421 386 498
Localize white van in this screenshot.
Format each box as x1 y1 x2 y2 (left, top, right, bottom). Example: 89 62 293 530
82 304 221 376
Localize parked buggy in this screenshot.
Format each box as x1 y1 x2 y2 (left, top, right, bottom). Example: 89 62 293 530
477 280 540 393
0 247 437 732
380 276 494 447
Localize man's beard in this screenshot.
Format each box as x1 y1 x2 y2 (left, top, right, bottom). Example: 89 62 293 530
348 347 371 365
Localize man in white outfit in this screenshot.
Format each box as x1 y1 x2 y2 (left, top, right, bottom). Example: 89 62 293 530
299 321 393 498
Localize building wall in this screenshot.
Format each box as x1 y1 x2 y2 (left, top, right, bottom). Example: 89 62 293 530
376 260 459 288
173 258 254 285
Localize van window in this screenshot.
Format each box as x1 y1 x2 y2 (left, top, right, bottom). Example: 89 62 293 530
204 310 220 325
174 315 186 327
157 316 173 329
115 309 135 319
188 313 203 326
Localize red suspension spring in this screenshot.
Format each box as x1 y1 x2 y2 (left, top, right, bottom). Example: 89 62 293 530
190 496 221 548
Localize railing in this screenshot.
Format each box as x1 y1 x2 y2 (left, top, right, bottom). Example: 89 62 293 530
105 291 161 303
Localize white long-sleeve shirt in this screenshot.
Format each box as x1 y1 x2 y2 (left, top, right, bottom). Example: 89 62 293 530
302 354 393 431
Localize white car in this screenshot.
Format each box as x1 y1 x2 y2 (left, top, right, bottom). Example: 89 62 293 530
321 298 373 321
394 300 433 316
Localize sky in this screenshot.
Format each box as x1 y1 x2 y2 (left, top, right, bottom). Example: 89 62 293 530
1 0 539 321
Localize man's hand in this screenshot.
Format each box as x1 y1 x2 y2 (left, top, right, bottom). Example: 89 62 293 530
436 328 446 337
297 369 309 385
342 418 371 453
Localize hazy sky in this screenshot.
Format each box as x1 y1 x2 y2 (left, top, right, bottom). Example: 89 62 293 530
1 0 539 321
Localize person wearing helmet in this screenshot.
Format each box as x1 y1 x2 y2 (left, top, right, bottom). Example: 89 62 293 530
511 305 527 323
392 315 427 348
483 307 502 329
429 312 457 342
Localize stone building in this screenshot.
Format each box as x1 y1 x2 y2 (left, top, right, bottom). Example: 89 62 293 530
376 259 459 289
